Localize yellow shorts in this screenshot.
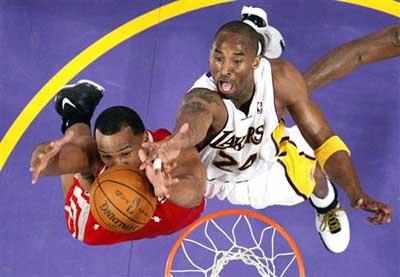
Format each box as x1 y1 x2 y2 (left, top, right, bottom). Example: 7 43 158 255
276 133 316 199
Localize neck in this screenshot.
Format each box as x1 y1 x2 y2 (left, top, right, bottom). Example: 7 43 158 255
232 82 255 115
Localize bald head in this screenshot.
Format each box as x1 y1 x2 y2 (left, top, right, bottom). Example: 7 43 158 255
213 20 263 57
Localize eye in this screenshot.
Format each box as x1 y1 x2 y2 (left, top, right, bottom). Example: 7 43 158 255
234 59 243 64
121 152 132 158
101 154 111 160
214 55 223 62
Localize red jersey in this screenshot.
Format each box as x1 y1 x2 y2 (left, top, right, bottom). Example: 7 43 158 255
64 129 205 245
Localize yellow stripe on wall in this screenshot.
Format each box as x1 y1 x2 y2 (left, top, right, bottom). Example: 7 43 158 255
0 0 233 171
338 0 400 17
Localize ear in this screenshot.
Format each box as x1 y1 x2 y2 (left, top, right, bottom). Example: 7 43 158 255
252 55 261 70
143 131 149 143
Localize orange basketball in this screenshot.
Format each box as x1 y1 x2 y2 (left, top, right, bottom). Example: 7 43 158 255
89 166 156 233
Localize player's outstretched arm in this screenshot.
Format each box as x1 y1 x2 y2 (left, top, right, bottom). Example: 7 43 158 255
166 147 206 207
174 88 225 148
304 24 400 92
273 59 392 224
30 131 97 184
141 88 225 171
139 147 205 208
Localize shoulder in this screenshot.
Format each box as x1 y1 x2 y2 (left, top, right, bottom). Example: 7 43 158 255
191 71 217 90
182 88 226 119
270 59 302 80
184 88 223 106
270 59 308 106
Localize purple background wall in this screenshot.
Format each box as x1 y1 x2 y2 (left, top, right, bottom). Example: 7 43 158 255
0 1 399 276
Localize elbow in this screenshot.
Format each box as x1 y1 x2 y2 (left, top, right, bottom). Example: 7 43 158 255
189 186 205 208
170 159 206 208
180 198 202 209
178 183 204 208
170 177 205 209
390 25 400 47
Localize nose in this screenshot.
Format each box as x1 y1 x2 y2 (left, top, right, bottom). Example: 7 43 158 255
220 60 232 76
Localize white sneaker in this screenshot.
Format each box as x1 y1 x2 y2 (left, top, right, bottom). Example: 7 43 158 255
240 5 285 59
315 204 350 253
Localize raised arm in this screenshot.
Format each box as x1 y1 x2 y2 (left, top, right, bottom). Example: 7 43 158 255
272 59 391 223
141 88 226 170
174 88 226 148
30 131 99 183
139 146 206 208
167 147 206 207
304 24 400 92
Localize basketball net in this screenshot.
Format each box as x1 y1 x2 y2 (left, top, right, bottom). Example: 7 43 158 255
165 209 305 277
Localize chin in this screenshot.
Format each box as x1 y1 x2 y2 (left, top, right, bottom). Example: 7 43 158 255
218 90 236 99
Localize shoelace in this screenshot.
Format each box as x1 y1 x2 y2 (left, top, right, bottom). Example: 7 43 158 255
319 207 346 233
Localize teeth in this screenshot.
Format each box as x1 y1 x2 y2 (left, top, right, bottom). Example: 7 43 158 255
221 82 232 92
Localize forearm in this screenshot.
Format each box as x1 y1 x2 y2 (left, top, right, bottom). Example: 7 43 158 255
305 24 400 92
31 143 91 176
168 173 204 208
174 102 214 148
322 151 365 203
167 149 206 208
289 99 364 202
57 144 92 174
304 44 358 92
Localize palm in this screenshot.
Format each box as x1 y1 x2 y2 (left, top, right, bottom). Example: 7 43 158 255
140 123 188 172
158 140 182 163
138 149 178 199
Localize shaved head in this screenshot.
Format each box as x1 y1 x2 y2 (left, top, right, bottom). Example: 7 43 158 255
213 20 264 56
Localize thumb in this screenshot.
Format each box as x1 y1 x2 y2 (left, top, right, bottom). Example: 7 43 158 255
355 198 364 208
178 123 189 135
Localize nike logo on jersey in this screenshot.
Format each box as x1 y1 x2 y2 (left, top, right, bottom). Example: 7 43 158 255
210 124 264 151
62 97 77 109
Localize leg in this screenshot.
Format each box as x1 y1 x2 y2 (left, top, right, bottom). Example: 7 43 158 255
311 164 328 198
283 126 350 253
55 80 104 194
310 166 350 253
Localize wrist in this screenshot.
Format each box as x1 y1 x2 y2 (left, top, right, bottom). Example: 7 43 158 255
347 187 365 203
170 133 189 149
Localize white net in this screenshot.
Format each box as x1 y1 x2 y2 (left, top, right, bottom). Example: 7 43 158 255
167 210 304 277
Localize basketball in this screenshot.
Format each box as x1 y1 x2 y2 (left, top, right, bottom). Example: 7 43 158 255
89 166 157 233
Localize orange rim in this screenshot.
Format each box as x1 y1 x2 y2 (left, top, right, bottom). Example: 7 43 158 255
165 209 305 277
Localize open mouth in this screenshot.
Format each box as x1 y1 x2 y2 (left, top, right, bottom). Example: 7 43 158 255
218 80 236 95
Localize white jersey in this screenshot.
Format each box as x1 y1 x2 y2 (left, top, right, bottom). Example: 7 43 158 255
191 58 280 184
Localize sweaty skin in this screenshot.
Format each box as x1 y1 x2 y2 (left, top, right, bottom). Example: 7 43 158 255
305 24 400 92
